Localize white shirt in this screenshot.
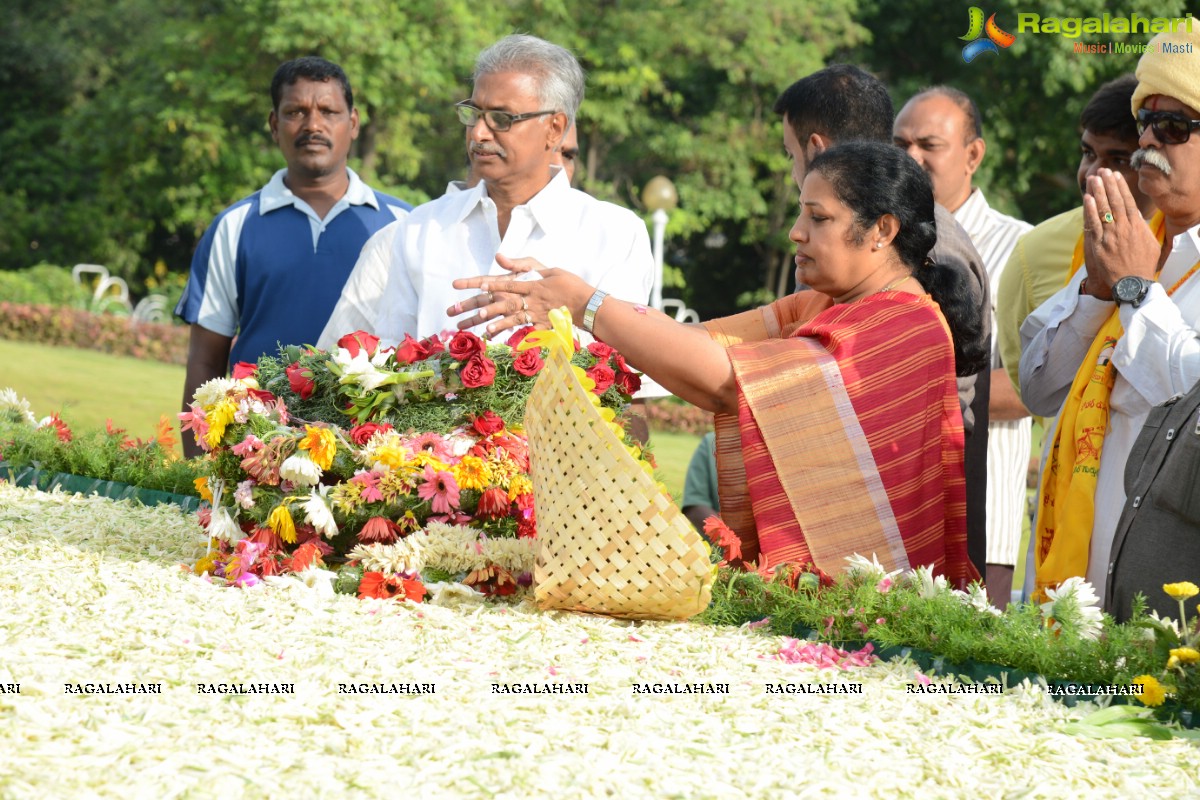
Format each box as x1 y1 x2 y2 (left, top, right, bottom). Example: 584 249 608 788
376 169 654 342
954 189 1033 566
1020 223 1200 594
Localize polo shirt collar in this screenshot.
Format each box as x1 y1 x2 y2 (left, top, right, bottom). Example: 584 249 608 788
258 167 379 215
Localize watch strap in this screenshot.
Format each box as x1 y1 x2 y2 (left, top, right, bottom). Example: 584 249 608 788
582 289 609 333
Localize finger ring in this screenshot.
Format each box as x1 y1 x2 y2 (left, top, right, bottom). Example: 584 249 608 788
1102 212 1115 224
522 296 529 312
525 311 532 325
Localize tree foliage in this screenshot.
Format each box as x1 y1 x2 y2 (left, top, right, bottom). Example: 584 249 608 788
2 1 1182 319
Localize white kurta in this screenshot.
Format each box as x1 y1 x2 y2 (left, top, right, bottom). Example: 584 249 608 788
1019 224 1200 595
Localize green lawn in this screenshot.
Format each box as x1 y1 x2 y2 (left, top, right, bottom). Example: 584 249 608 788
1 339 705 498
648 427 704 503
1 339 185 437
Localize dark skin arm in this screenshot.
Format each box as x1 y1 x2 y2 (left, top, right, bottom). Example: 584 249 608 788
683 504 719 534
988 367 1030 422
181 324 232 459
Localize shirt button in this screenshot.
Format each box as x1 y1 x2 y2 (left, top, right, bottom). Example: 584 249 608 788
1132 496 1141 508
1166 428 1176 441
1108 563 1114 575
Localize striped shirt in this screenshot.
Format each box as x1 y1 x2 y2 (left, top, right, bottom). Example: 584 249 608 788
953 189 1034 566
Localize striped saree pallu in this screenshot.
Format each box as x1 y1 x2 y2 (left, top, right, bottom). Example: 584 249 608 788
706 293 975 587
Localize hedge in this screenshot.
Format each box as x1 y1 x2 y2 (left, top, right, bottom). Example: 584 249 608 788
0 302 188 365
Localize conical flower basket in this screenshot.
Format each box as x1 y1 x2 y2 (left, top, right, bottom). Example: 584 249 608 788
521 311 715 620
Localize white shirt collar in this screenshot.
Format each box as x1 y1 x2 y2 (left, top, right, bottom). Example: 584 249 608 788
456 169 573 231
951 187 990 239
258 167 378 215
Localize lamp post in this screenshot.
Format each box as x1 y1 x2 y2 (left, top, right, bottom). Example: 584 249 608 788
641 175 677 311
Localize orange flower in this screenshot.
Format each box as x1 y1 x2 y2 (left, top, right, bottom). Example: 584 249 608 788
286 542 324 572
704 516 742 564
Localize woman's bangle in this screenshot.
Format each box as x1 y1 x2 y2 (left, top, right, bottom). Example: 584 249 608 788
582 289 609 334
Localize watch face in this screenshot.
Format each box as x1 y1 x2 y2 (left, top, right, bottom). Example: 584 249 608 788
1114 276 1148 305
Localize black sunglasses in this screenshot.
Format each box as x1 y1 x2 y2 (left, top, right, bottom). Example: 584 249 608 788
1137 108 1200 145
455 102 556 132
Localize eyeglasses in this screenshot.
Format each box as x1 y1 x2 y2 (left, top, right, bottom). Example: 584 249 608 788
1137 108 1200 145
455 102 556 132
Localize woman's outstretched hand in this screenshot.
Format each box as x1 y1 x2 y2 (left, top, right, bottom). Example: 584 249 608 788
448 254 595 337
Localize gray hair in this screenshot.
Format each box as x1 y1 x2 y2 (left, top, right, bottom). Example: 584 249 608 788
473 34 585 125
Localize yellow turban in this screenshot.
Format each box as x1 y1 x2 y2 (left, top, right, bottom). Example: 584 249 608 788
1132 27 1200 114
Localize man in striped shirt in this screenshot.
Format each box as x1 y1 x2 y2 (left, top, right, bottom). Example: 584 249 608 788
894 88 1033 607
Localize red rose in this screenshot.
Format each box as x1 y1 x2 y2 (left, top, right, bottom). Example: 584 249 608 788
471 410 505 436
586 363 615 394
337 330 381 358
612 352 630 372
420 335 445 357
587 341 615 361
512 348 544 377
614 369 642 396
231 362 258 379
460 354 496 388
506 325 536 347
394 334 427 365
285 362 315 399
349 422 393 446
448 330 485 362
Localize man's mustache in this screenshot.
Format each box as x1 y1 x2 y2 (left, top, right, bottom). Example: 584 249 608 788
471 143 506 158
295 134 333 148
1132 147 1172 175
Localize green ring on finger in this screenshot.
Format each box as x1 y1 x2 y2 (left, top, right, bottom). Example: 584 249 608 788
1102 211 1115 224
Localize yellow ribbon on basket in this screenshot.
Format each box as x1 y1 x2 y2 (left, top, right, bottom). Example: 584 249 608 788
519 308 623 438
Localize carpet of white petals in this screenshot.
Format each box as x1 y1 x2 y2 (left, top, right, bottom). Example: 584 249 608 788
1 483 1199 799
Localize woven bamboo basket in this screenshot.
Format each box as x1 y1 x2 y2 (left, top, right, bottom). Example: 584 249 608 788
522 315 715 620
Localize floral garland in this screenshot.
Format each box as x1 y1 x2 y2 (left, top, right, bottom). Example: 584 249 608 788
180 326 652 601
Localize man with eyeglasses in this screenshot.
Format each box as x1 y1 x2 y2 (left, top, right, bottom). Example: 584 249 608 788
316 120 580 351
367 34 652 345
1019 29 1200 610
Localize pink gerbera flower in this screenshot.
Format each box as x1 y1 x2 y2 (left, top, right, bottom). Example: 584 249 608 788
406 432 455 462
417 464 460 514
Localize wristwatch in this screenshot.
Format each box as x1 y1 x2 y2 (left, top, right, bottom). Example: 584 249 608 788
1112 275 1154 308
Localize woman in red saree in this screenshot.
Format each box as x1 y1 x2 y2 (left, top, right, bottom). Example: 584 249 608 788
449 142 981 588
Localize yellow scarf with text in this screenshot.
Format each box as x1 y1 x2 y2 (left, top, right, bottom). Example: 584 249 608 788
1034 213 1170 598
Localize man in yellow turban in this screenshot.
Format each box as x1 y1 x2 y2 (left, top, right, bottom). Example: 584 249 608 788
1020 28 1200 605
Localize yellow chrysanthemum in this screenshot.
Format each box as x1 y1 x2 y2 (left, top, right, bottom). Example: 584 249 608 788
453 455 490 491
193 551 219 576
194 476 213 502
204 399 237 449
1133 674 1167 707
267 504 297 544
409 451 449 471
1163 582 1200 600
508 473 533 501
371 444 409 470
299 425 337 470
1170 647 1200 665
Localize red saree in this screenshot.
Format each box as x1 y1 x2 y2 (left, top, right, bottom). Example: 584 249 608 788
704 291 977 588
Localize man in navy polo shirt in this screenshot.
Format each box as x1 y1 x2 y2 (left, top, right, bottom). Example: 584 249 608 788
175 56 409 457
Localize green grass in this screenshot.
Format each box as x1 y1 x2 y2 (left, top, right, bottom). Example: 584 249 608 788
648 427 704 502
1 340 185 436
1 340 706 498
